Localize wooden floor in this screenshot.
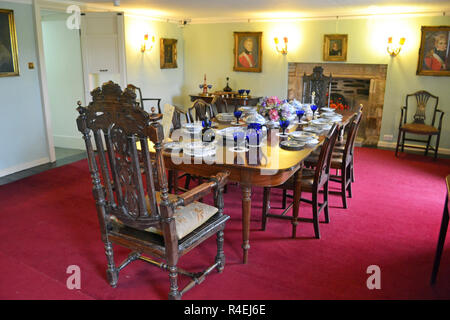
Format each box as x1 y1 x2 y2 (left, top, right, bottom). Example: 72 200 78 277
0 147 86 186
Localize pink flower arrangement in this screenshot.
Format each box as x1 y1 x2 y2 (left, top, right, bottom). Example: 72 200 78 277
266 96 281 106
268 108 280 121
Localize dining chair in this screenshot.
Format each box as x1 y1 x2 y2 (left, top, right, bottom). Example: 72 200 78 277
187 99 214 123
211 95 229 114
395 90 444 160
302 66 332 108
261 123 339 239
430 175 450 285
305 111 362 208
126 84 162 113
76 81 230 300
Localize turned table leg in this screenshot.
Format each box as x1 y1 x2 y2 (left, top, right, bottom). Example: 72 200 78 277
241 184 252 264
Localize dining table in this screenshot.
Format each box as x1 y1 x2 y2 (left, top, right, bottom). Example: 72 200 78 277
149 108 357 264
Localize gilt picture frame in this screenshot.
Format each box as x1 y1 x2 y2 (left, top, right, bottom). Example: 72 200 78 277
416 26 450 76
160 38 177 69
233 31 262 73
323 34 347 62
0 9 19 77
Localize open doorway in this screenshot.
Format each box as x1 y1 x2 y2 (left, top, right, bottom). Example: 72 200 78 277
40 9 86 163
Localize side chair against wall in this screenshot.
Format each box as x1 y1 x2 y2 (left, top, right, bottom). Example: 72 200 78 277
76 81 230 300
127 84 162 114
395 90 444 160
261 123 339 239
430 175 450 285
302 66 332 108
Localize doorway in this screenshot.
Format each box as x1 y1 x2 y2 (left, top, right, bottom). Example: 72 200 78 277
40 9 86 162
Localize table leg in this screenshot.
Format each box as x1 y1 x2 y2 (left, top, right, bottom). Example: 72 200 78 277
291 166 303 238
241 184 252 264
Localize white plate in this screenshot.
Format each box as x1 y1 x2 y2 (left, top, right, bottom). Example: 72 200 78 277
302 126 322 133
305 138 320 145
216 113 234 122
183 148 216 157
289 131 317 140
321 107 335 112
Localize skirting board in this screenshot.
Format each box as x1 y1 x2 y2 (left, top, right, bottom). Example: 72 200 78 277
377 141 450 155
53 135 86 150
0 157 50 178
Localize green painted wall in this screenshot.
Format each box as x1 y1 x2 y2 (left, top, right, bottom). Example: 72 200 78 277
182 15 450 150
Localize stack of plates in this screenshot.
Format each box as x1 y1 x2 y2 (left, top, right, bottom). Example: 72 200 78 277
182 141 216 157
216 127 246 141
182 123 202 134
289 131 317 142
321 107 335 112
215 113 234 122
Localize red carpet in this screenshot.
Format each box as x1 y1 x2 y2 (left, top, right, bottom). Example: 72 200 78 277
0 147 450 300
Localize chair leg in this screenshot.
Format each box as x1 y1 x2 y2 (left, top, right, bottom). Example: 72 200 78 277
341 167 348 209
215 229 225 273
323 182 330 224
395 130 402 157
347 166 353 198
435 133 441 160
425 135 432 156
168 265 181 300
401 131 406 152
184 175 191 190
261 187 271 231
431 197 449 285
351 160 355 183
104 242 119 288
282 189 287 209
312 191 320 239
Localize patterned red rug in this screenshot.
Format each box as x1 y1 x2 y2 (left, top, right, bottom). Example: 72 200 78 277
0 147 449 300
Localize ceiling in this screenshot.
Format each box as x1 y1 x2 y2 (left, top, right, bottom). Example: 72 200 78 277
78 0 450 22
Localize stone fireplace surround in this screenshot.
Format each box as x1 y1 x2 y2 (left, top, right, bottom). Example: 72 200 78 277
288 62 388 146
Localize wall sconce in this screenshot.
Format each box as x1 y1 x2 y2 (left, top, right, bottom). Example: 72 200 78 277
141 34 155 53
387 37 406 57
274 37 288 55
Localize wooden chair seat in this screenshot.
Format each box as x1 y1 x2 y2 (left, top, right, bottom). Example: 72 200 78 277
400 123 439 135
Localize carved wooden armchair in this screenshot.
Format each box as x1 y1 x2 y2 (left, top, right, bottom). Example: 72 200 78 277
211 95 229 114
302 66 332 108
127 84 162 114
76 82 230 300
395 90 444 159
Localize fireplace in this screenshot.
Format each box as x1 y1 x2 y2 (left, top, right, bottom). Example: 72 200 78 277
288 63 388 147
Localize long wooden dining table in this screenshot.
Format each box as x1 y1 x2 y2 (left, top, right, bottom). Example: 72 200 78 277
153 109 356 264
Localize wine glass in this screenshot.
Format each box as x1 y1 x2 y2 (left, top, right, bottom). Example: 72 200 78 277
233 131 247 152
296 109 305 123
245 90 251 96
279 119 290 137
310 104 318 118
233 110 243 125
207 84 212 91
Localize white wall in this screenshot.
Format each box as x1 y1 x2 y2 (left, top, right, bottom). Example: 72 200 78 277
0 0 49 176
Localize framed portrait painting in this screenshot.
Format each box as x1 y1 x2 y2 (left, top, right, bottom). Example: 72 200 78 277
416 26 450 76
323 34 347 62
233 32 262 72
160 38 177 69
0 9 19 77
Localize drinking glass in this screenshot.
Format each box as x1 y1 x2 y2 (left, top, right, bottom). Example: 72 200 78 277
296 109 305 123
233 131 247 152
279 119 290 137
233 110 243 125
310 105 318 118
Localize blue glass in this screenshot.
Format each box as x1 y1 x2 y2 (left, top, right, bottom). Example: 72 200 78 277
246 129 261 146
238 89 245 95
202 119 211 128
279 119 290 136
207 85 212 89
234 110 243 124
310 104 318 117
296 109 305 122
199 84 203 90
247 122 262 131
245 90 250 96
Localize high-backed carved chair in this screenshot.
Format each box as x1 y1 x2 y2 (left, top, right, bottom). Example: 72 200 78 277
431 175 450 285
211 95 229 115
76 82 230 300
187 99 214 123
302 66 332 108
127 84 162 114
395 90 444 159
261 123 339 239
